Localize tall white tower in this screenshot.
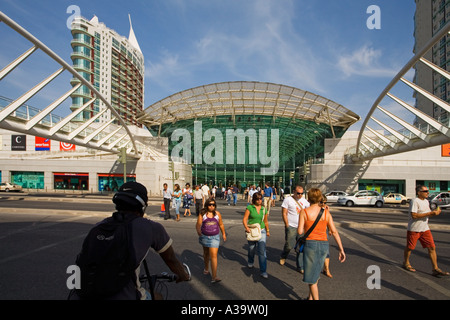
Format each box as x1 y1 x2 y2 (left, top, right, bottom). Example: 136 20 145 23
70 15 144 127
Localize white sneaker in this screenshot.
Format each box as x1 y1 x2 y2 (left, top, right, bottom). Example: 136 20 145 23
247 263 254 268
261 272 268 279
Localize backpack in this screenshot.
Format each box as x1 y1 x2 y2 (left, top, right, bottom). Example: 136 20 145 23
75 211 138 299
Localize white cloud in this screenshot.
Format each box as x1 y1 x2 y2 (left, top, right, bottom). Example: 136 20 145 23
145 49 186 98
337 45 398 78
144 0 327 102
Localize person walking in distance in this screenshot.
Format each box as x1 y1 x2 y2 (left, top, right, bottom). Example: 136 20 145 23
201 183 211 205
172 184 182 222
162 183 172 220
227 187 232 206
182 183 193 217
298 188 345 300
403 185 449 277
232 184 239 206
263 182 273 215
248 185 257 205
193 185 204 216
196 198 227 283
280 185 310 273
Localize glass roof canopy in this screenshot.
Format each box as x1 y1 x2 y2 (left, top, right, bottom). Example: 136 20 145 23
137 81 360 187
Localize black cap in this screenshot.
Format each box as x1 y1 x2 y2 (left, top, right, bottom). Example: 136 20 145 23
113 182 148 211
119 182 148 204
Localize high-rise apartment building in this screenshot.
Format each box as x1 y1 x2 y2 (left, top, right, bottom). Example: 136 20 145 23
70 15 144 127
414 0 449 125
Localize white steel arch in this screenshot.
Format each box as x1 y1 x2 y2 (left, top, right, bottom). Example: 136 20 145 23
351 22 450 162
0 11 141 158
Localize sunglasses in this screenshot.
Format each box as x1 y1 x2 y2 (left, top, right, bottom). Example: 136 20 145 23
208 203 216 207
420 190 429 193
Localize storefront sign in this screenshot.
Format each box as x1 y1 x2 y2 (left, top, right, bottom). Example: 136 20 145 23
442 144 450 157
11 135 26 151
60 142 76 151
35 137 51 151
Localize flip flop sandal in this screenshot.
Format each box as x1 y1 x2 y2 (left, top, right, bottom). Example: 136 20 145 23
403 264 416 272
322 270 333 278
432 269 450 277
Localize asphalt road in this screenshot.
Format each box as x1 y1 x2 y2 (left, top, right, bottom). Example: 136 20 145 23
0 193 449 303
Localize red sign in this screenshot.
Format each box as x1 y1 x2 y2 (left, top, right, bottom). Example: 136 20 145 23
35 137 51 151
60 142 76 151
442 144 450 157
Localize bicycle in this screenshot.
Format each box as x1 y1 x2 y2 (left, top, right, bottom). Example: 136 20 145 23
139 259 191 300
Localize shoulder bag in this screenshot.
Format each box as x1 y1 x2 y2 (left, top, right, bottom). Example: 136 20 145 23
246 223 262 241
245 206 265 241
294 207 324 253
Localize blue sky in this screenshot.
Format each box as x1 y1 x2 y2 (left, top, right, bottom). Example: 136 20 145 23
0 0 417 131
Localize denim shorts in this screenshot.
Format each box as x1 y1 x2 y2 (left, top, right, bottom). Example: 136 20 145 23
302 240 329 284
199 234 220 248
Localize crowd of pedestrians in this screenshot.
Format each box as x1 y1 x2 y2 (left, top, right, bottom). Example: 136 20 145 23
160 181 346 299
159 182 448 300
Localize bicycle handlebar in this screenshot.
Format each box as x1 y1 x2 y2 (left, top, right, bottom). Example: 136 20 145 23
139 263 191 283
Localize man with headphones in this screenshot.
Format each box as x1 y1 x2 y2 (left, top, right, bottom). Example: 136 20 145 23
73 181 190 300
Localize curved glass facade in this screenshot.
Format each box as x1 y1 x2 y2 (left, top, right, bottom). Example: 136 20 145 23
148 115 346 189
141 81 359 190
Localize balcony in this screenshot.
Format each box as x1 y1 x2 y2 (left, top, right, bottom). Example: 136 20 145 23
70 52 93 62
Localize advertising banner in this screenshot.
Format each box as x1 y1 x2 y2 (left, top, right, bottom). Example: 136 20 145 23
35 137 51 151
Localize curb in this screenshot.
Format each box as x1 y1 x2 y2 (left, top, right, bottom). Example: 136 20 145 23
2 207 448 231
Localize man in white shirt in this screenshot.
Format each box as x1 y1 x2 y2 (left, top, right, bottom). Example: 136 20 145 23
162 183 172 220
248 185 257 204
193 185 204 216
280 185 310 272
403 185 448 277
201 184 211 205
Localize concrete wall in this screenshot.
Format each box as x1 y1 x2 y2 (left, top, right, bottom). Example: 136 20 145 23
0 128 191 196
0 156 192 196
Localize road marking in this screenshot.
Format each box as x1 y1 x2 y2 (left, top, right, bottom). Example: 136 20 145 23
339 229 450 298
0 234 86 265
0 212 93 240
0 211 98 264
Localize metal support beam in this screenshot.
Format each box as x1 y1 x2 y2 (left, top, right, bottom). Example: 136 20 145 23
0 68 64 122
352 22 450 162
0 46 37 80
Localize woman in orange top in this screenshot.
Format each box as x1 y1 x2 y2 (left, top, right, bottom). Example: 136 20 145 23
297 188 346 300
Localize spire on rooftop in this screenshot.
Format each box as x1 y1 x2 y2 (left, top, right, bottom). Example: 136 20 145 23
128 14 142 54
